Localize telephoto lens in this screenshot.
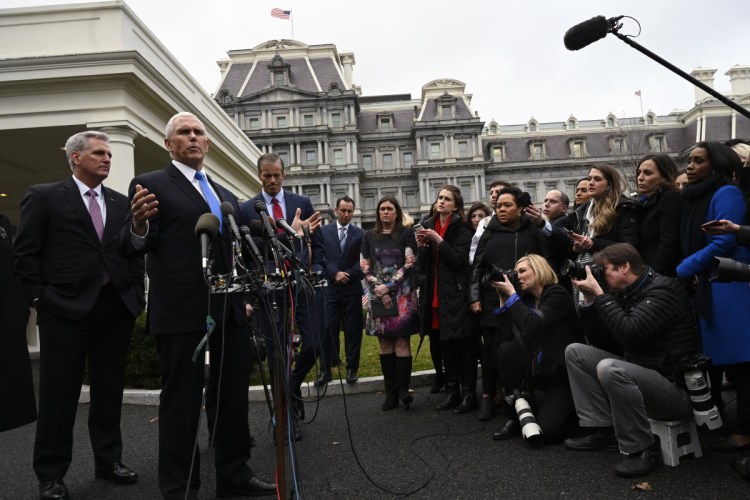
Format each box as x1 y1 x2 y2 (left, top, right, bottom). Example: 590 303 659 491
684 368 723 430
509 390 543 447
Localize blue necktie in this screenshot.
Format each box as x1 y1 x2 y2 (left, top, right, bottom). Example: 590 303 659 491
194 171 223 233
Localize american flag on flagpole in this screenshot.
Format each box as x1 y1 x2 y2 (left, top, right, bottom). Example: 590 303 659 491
634 90 642 97
271 8 291 20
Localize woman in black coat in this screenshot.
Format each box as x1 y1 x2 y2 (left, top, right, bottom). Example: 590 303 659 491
490 254 581 445
469 186 552 421
417 185 476 413
636 154 682 276
0 214 37 432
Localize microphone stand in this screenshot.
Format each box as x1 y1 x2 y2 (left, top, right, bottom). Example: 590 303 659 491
609 26 750 120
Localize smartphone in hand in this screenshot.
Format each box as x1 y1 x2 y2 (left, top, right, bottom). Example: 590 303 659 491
701 220 722 229
413 223 424 232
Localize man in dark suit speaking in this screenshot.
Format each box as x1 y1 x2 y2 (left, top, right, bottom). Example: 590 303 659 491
121 112 275 499
14 131 146 500
317 196 364 385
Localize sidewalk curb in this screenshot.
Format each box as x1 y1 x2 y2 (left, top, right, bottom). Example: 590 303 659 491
79 370 440 406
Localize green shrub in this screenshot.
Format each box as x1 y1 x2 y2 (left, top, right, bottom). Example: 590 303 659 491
124 313 161 389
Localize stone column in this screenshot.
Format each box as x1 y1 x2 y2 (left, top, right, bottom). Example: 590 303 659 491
99 126 137 194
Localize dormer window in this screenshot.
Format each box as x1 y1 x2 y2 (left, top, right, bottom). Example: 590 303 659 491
377 113 395 132
435 92 457 120
528 118 538 133
268 54 290 87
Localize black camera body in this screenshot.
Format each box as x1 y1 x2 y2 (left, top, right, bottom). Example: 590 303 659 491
483 264 518 287
560 259 603 281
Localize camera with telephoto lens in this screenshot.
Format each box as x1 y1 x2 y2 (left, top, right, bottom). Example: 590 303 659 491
709 256 750 282
679 354 723 430
483 264 518 287
506 389 543 447
560 259 603 281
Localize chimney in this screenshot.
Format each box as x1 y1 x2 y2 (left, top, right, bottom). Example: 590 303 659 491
690 67 717 103
726 65 750 96
340 51 356 90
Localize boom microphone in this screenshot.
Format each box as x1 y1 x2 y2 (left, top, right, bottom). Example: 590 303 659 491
220 201 242 243
195 213 220 275
563 15 623 51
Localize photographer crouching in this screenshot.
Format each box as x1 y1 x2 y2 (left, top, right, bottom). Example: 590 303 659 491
564 243 700 478
490 255 582 446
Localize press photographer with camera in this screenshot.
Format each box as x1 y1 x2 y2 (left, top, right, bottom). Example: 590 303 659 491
563 243 700 478
490 255 581 445
469 186 552 421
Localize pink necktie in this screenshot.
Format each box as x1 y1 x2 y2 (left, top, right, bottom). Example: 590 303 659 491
86 189 104 241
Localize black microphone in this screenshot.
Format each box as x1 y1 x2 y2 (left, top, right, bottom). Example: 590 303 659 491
220 201 242 243
194 213 220 275
253 200 278 238
275 217 302 240
239 225 264 268
564 15 613 51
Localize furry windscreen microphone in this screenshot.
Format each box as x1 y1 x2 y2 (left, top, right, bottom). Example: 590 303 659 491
564 15 610 51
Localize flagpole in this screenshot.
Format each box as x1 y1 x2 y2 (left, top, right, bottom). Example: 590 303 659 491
639 93 644 118
291 13 294 39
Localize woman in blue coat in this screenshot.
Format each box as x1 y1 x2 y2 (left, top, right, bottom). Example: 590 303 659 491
677 141 750 452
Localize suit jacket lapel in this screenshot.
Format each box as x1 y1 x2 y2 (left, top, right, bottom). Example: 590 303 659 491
63 177 101 244
167 164 210 213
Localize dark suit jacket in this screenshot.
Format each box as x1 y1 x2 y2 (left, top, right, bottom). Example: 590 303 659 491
240 189 324 272
319 222 364 296
14 177 145 321
119 164 247 335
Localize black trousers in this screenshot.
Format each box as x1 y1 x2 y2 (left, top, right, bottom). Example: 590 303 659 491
323 290 363 373
155 315 253 500
33 284 134 482
726 362 750 436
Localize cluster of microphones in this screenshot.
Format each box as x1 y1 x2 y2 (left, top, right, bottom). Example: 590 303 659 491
193 200 310 288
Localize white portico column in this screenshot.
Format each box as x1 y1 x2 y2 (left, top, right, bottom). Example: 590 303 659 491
99 126 137 194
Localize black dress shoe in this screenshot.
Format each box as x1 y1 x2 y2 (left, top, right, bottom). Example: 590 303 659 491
710 436 750 452
493 418 521 441
614 444 662 478
94 462 138 484
346 370 358 384
217 476 277 498
39 479 68 500
314 371 332 388
564 427 619 452
453 393 478 414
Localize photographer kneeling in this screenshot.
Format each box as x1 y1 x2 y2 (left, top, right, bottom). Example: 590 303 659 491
490 254 582 445
564 243 700 478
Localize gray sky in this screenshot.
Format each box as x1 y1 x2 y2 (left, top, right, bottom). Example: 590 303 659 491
4 0 749 124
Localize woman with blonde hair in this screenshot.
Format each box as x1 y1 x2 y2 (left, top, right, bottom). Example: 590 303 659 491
490 254 581 444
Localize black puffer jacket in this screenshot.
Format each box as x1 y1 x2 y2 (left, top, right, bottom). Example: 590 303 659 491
581 269 699 382
469 215 552 328
417 213 473 341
